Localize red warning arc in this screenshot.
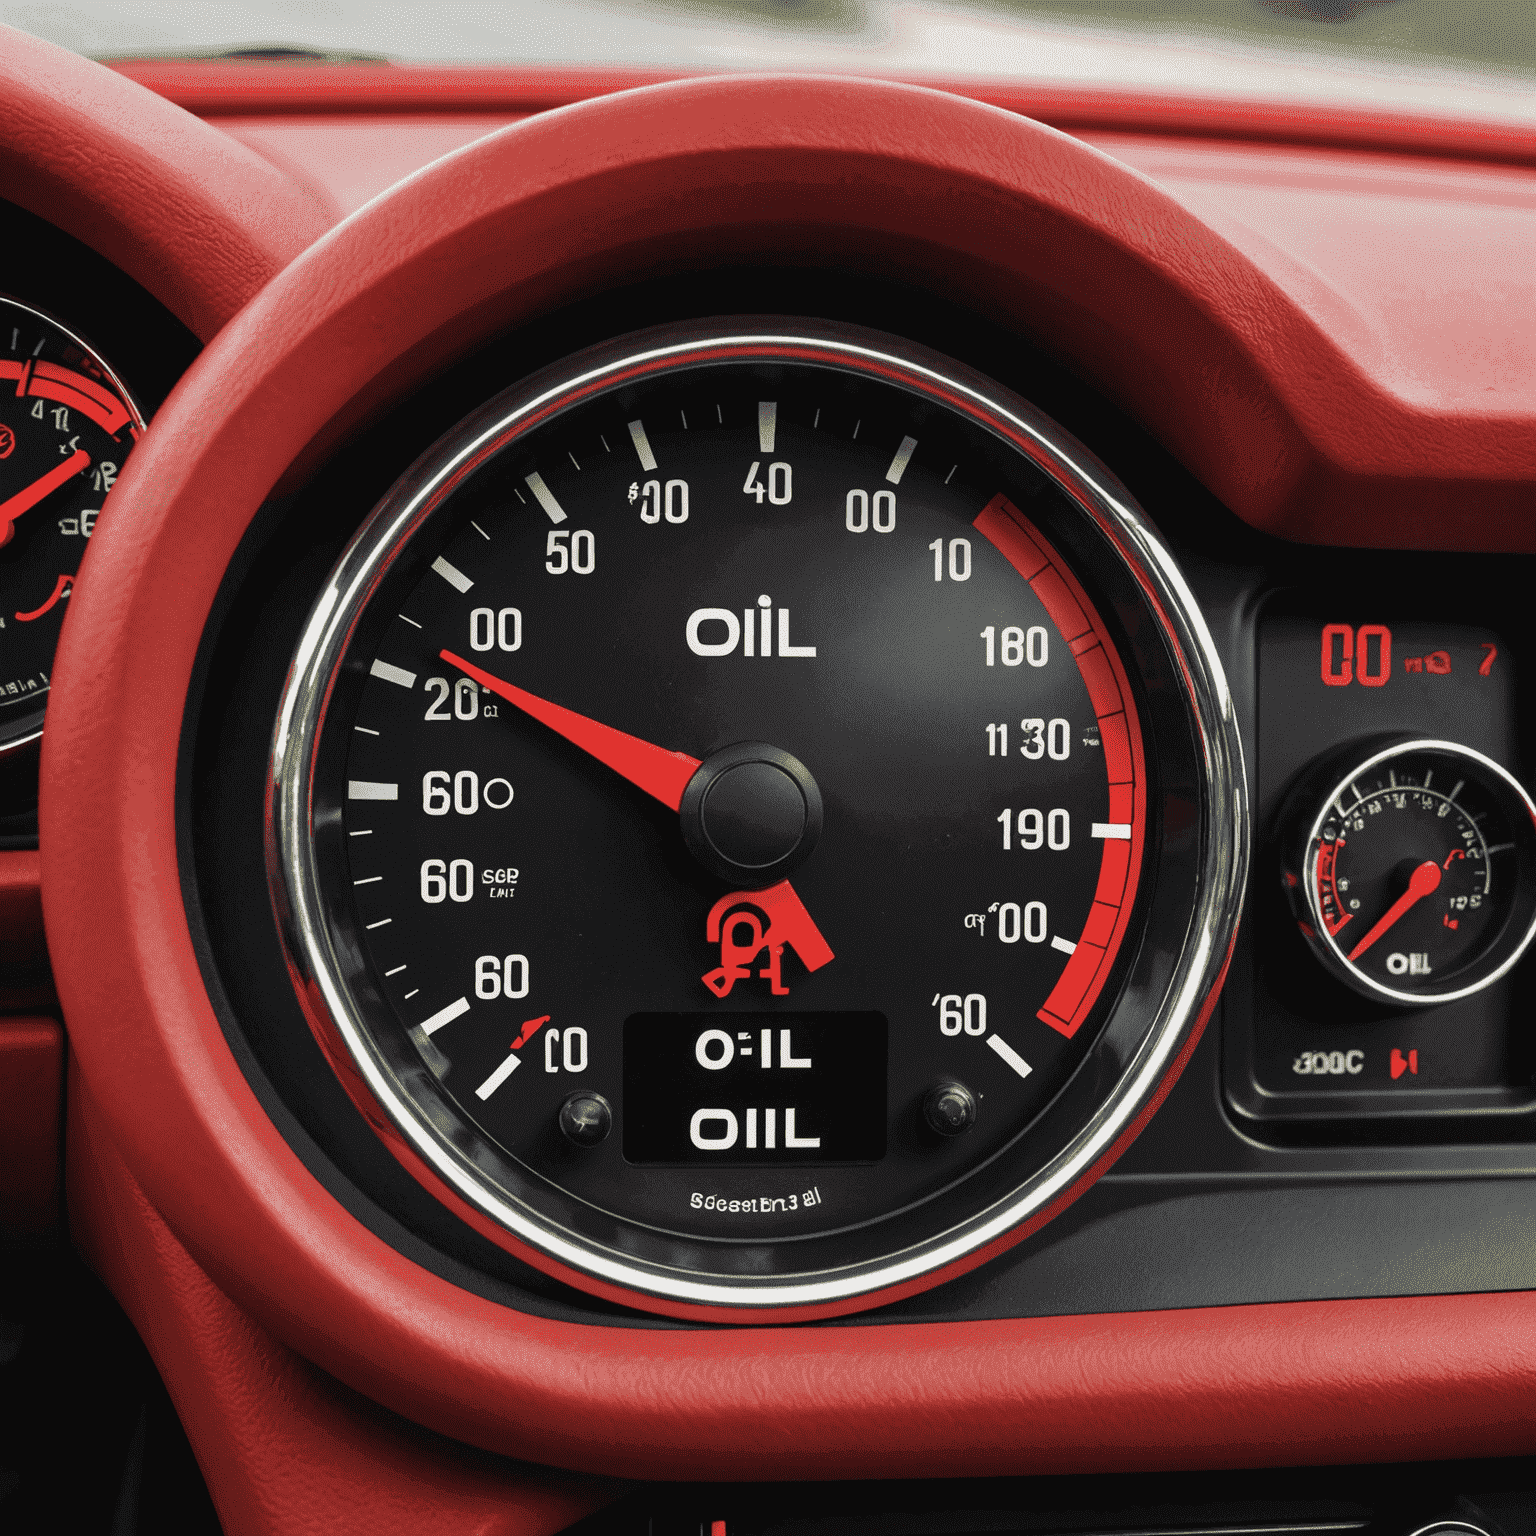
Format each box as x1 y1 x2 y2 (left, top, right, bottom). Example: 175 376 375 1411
973 494 1147 1039
15 572 73 623
0 357 136 436
1314 836 1353 937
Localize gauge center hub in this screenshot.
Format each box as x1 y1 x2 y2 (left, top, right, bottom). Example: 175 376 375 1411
703 762 804 867
680 741 825 884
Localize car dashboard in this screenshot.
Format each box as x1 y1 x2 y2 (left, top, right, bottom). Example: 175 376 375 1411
2 23 1536 1536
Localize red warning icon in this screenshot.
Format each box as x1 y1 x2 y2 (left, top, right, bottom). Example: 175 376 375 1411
701 882 834 998
1390 1047 1419 1080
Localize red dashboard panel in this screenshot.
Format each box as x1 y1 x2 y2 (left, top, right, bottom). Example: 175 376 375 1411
67 1068 613 1535
0 1016 61 1233
0 28 331 343
61 1064 1536 1485
111 63 1536 553
33 71 1536 1503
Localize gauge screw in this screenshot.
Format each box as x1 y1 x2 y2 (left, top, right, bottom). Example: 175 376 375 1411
922 1079 977 1138
559 1091 613 1147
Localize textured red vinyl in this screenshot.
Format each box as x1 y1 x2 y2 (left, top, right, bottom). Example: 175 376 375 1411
67 1067 618 1534
0 1017 61 1233
122 79 1536 550
42 72 1536 1473
0 27 332 340
213 115 526 220
62 1061 1536 1484
194 117 1536 448
0 849 45 972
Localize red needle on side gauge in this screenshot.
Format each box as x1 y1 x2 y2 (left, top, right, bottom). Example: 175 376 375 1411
1346 859 1442 962
0 447 90 547
441 650 702 810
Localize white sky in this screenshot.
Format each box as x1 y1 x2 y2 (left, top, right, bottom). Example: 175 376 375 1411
4 1 1534 127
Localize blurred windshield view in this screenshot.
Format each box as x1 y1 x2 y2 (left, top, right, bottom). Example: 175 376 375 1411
4 1 1534 118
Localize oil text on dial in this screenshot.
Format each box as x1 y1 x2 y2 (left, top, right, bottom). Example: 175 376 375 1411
685 597 816 657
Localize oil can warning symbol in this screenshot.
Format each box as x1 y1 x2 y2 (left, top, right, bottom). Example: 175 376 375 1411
701 882 835 998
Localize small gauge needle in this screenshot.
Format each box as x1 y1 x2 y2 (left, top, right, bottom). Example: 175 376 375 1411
442 650 701 810
0 448 90 547
1346 859 1442 962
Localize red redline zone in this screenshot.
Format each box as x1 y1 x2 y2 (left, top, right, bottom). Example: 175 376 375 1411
1316 839 1354 937
973 493 1146 1040
0 358 134 436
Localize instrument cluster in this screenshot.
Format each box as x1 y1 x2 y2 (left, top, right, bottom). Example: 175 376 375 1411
161 287 1536 1322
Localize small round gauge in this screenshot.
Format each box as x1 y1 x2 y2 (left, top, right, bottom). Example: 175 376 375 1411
1285 740 1536 1006
0 294 143 755
268 320 1244 1315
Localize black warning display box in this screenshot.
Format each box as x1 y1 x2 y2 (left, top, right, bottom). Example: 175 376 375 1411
622 1012 887 1164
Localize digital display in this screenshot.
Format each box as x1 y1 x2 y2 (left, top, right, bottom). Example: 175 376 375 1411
623 1013 887 1164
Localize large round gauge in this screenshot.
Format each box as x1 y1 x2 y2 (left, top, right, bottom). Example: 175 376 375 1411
269 322 1245 1316
0 295 143 755
1284 739 1536 1006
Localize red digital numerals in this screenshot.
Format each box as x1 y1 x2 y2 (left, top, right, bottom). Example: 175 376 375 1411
1320 623 1391 688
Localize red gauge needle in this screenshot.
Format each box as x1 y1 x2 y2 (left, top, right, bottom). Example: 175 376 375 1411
440 650 835 978
1345 859 1442 962
0 448 90 547
442 650 701 810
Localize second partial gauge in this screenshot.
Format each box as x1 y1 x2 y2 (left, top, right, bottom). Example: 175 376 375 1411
1285 739 1536 1006
0 295 144 756
269 321 1247 1317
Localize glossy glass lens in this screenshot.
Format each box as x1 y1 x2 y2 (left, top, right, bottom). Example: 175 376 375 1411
271 323 1241 1311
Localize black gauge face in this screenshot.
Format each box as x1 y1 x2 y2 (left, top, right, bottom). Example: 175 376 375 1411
272 323 1241 1311
1291 741 1536 1004
337 365 1144 1231
0 295 142 751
